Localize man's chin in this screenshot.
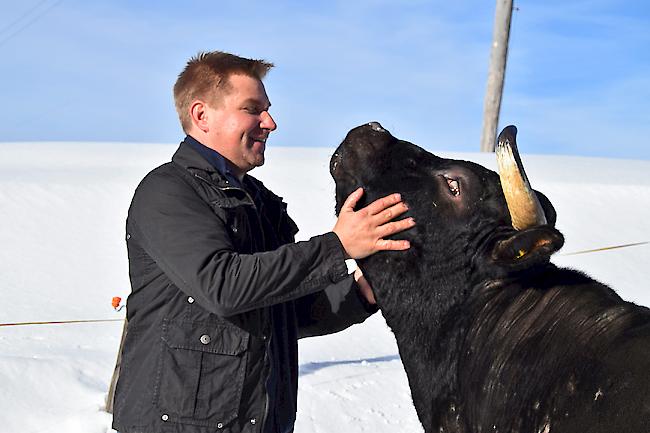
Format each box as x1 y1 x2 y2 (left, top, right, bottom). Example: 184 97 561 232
255 146 265 164
246 154 265 171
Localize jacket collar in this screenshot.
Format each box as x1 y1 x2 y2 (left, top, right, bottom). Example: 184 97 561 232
172 137 219 173
172 137 239 188
171 138 279 206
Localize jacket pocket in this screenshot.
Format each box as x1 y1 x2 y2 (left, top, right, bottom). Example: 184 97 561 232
154 319 249 427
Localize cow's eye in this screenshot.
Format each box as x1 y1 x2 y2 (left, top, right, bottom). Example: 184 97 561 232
444 175 460 196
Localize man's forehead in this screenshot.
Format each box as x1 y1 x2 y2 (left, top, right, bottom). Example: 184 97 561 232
242 96 271 106
224 74 270 104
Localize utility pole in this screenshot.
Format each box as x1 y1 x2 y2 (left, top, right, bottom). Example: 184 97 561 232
480 0 514 152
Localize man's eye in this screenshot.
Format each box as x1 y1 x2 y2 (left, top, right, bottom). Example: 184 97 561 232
244 107 261 114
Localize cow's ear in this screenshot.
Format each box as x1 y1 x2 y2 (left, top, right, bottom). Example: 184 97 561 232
535 190 557 226
490 226 564 271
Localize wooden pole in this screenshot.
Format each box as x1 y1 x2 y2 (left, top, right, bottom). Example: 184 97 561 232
480 0 514 152
105 319 127 414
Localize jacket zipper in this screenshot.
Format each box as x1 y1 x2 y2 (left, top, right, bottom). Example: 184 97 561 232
194 171 272 429
260 331 272 432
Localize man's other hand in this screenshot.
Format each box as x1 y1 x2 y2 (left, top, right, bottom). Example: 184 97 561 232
333 188 415 259
354 267 376 305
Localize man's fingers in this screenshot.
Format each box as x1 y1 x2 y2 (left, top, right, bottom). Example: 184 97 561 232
375 202 409 224
341 187 364 212
334 190 414 259
376 239 411 251
380 218 416 237
365 193 402 216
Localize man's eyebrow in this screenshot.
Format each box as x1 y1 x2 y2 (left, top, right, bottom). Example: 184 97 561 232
242 98 271 109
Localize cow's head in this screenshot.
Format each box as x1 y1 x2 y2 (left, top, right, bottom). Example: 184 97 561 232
330 122 564 309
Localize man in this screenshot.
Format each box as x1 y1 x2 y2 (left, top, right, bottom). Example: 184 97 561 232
112 51 414 433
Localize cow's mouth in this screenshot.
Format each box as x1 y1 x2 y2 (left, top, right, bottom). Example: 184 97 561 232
330 150 353 184
444 175 461 197
330 151 342 176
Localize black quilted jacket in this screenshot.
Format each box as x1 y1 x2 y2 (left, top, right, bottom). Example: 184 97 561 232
112 140 376 433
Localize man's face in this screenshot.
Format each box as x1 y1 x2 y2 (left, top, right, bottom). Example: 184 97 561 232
204 74 277 175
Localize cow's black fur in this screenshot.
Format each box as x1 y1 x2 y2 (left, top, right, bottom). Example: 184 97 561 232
330 123 650 433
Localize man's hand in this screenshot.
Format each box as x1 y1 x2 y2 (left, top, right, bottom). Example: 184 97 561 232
333 188 415 259
354 267 376 305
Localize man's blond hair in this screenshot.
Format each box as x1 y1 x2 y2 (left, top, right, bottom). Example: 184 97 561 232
173 51 274 133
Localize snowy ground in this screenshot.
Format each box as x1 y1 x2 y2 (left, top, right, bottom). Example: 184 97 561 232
0 142 648 433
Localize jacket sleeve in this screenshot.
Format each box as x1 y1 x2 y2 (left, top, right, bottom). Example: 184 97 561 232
294 276 379 339
127 169 349 317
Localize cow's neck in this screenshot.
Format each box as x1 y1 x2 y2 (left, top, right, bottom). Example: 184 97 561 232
375 262 472 432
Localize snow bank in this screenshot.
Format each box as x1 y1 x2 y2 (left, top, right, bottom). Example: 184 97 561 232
0 142 648 433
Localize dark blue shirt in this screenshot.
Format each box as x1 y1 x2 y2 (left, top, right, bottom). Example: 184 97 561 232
184 136 271 227
184 135 244 188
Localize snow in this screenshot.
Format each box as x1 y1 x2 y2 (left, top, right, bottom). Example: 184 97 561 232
0 142 648 433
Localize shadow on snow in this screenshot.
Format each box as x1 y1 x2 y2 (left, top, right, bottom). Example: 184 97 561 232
298 354 400 377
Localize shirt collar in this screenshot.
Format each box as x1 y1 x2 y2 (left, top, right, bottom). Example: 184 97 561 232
184 135 243 188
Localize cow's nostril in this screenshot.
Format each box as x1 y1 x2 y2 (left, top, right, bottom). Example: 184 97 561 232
368 121 385 132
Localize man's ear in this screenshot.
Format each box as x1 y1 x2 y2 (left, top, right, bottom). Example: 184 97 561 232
490 225 564 272
189 100 209 132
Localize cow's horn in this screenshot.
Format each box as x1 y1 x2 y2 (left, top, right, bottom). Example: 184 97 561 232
495 126 547 230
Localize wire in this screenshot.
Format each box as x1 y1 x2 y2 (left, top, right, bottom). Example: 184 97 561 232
561 241 649 256
0 318 124 327
0 0 63 49
0 0 50 37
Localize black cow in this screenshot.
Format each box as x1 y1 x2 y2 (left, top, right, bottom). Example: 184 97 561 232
330 122 650 433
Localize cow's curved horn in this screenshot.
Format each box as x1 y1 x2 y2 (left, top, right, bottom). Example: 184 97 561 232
495 126 547 230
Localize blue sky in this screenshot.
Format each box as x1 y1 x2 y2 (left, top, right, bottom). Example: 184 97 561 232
1 0 648 159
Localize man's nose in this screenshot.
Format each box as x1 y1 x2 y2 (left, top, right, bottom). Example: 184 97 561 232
261 111 277 131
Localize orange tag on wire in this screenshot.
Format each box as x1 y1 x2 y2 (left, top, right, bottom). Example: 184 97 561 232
112 296 122 309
